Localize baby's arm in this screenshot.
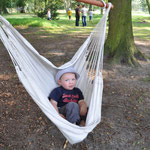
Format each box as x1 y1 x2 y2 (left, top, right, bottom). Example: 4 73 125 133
50 99 65 118
78 100 87 116
50 99 59 112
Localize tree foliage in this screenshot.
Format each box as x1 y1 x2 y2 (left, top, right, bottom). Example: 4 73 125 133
0 0 27 14
64 0 72 11
37 0 63 19
0 0 9 14
0 0 64 18
132 0 150 13
46 0 63 19
16 0 26 13
16 0 26 8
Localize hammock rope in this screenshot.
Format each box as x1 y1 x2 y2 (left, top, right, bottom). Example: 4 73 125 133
0 3 111 144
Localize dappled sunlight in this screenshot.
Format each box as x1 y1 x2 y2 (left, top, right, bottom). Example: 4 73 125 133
132 11 149 17
135 39 150 46
39 35 52 38
133 32 150 41
103 64 150 83
0 74 13 80
133 22 150 41
0 92 12 99
4 14 36 19
38 25 94 35
133 27 150 31
2 13 101 37
135 39 150 58
42 51 65 57
2 12 149 43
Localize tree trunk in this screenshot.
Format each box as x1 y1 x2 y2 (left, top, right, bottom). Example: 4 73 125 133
0 0 9 14
104 0 145 66
146 0 150 14
0 0 2 14
64 0 71 13
100 8 103 15
45 0 48 9
34 0 37 13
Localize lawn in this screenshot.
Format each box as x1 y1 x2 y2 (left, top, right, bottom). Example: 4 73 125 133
132 12 150 41
3 11 149 40
3 13 102 35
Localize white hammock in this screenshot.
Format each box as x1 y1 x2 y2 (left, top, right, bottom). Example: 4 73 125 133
0 4 111 144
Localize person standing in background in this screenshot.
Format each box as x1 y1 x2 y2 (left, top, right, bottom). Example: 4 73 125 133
81 5 88 27
89 8 93 21
47 8 51 21
68 8 72 20
75 4 80 26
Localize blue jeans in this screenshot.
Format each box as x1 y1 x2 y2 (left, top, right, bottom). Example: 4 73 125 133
75 16 80 26
89 16 92 21
82 16 87 26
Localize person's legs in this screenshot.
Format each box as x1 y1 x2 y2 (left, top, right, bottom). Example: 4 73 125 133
82 16 84 26
59 102 80 124
76 16 79 26
82 16 86 26
89 16 92 21
85 16 87 26
80 113 87 125
79 106 88 126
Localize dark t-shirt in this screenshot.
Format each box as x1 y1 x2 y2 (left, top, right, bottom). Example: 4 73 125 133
75 7 80 17
48 86 84 107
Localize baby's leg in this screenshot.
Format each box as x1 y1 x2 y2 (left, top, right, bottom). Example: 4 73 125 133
59 102 80 124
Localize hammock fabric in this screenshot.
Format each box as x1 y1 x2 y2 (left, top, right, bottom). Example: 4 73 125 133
0 4 111 144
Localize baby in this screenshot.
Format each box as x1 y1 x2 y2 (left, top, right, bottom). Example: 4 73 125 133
48 67 87 126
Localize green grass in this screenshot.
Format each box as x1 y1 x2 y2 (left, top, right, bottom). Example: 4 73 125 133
3 13 102 35
2 11 150 41
132 13 150 41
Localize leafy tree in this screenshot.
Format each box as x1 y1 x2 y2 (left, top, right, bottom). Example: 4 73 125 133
37 0 63 20
132 0 150 13
47 0 63 19
139 0 149 12
0 0 9 14
16 0 26 8
104 0 145 66
25 0 34 13
64 0 72 11
16 0 26 13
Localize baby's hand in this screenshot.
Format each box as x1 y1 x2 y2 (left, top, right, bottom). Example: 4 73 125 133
79 100 87 116
59 113 65 119
80 104 87 116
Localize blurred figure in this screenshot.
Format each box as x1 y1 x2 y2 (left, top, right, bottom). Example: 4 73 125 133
89 8 93 21
75 4 80 26
47 8 51 21
68 8 72 20
81 5 88 27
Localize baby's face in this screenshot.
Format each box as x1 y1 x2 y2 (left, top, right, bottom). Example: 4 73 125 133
58 73 77 90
